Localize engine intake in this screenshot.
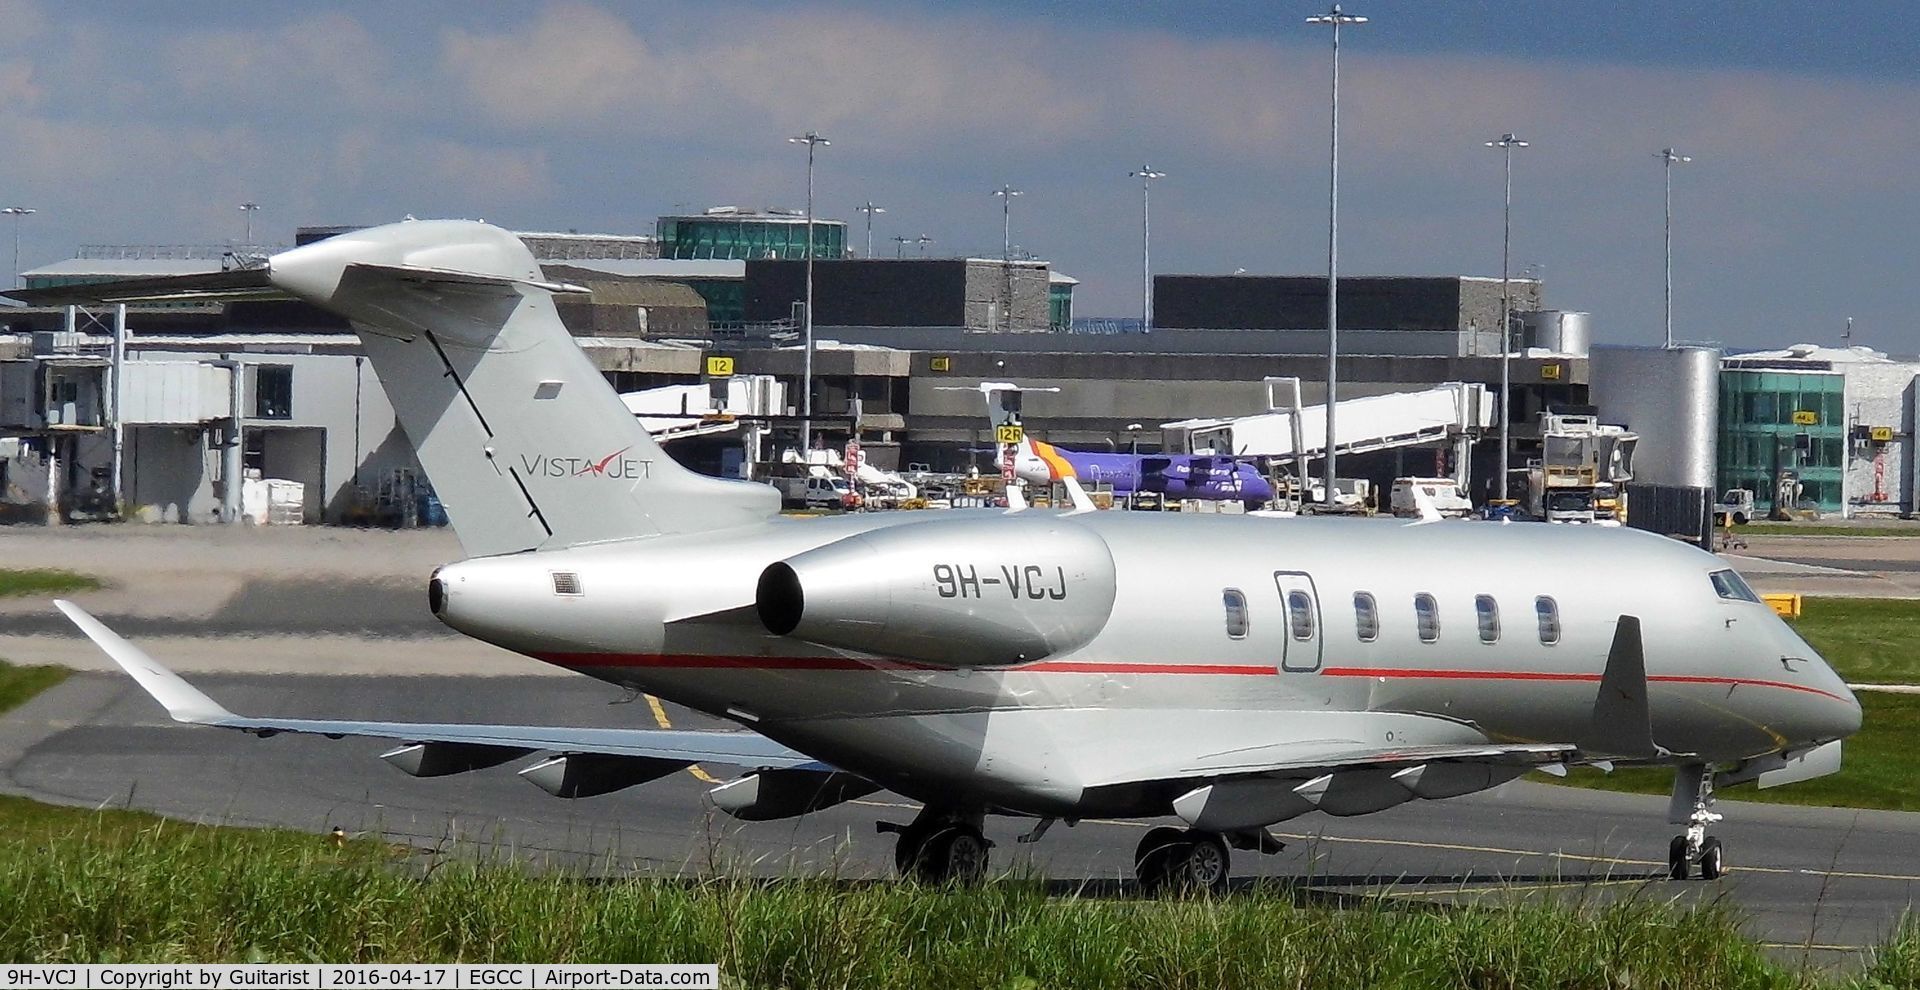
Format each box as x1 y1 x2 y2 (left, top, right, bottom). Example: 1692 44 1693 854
755 517 1118 667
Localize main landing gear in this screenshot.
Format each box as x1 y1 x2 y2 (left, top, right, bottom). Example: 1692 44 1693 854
881 807 991 884
1667 764 1725 881
1135 827 1233 895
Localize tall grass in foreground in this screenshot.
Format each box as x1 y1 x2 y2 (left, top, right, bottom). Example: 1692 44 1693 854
4 816 1913 989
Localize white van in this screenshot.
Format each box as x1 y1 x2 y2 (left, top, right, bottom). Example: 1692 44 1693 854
1390 477 1473 518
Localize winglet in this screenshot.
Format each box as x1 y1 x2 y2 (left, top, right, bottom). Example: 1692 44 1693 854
1062 476 1098 514
1004 483 1029 513
54 600 234 724
1577 614 1662 759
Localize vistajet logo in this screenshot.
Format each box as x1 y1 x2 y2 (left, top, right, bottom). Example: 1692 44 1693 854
518 446 653 480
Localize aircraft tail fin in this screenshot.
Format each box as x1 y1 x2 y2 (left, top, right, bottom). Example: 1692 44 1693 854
262 221 776 556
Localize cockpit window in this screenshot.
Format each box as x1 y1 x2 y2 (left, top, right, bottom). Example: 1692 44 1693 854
1709 569 1762 604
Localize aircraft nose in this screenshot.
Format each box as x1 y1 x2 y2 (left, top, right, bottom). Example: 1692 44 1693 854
1822 680 1863 740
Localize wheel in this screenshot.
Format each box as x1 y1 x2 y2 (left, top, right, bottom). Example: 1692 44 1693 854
1134 827 1187 894
910 825 989 885
1668 835 1691 881
1697 836 1725 881
1171 831 1231 896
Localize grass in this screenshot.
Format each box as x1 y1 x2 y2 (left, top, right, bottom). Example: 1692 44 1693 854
0 803 1909 987
1792 597 1920 685
0 568 100 598
1738 523 1920 537
0 660 69 717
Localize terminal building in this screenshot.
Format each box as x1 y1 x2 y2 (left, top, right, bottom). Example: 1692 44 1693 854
12 212 1899 528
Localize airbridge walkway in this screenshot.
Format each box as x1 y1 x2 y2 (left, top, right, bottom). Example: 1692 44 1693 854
1163 380 1492 486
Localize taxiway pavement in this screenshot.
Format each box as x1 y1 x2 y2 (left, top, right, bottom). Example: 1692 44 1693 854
1 670 1913 957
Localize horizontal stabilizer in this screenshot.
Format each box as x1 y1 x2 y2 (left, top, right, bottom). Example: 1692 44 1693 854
58 601 822 771
6 268 282 306
346 261 590 296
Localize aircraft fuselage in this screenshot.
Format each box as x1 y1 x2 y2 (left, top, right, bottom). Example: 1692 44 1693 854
434 512 1860 817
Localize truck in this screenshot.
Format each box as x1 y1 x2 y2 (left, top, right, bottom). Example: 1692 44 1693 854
1714 488 1755 526
1389 477 1473 519
1515 411 1639 525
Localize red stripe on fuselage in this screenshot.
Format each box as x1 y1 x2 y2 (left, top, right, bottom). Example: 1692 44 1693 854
1321 666 1851 704
536 652 1275 676
531 654 1847 702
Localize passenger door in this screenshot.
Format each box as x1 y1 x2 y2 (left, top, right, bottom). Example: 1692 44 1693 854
1273 571 1324 673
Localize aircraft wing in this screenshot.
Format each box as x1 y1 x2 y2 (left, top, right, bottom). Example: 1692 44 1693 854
1082 732 1574 790
1116 739 1577 784
56 601 821 772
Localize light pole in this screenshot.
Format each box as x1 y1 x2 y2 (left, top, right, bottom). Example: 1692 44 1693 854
856 201 886 258
788 130 830 452
1306 3 1366 506
1486 133 1527 502
1656 147 1692 349
993 184 1022 260
891 234 911 259
916 234 934 257
1129 166 1166 331
2 207 35 288
993 185 1021 331
239 201 260 244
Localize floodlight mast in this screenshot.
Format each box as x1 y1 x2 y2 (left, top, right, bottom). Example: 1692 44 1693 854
1486 133 1527 502
1129 167 1166 331
1 207 36 288
1306 3 1366 506
788 130 830 452
857 201 885 258
993 184 1023 331
1657 147 1693 349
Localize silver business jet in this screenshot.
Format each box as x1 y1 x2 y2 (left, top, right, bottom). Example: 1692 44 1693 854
33 220 1859 891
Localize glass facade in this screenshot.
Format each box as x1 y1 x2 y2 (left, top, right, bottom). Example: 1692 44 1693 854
1048 283 1073 331
1717 369 1846 513
657 216 845 261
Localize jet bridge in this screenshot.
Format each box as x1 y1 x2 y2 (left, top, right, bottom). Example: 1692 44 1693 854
1162 380 1492 486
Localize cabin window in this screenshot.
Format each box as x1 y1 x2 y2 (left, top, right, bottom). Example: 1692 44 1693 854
1708 569 1762 604
1535 596 1561 645
1287 590 1315 641
1223 589 1249 639
1353 592 1379 642
1475 595 1500 644
1414 593 1440 643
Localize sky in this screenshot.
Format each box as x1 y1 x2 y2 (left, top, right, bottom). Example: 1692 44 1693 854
1 1 1916 351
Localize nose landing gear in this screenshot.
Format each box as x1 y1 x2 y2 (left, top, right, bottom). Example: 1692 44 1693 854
1667 764 1725 881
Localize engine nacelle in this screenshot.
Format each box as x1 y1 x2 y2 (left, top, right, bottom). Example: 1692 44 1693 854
756 517 1118 667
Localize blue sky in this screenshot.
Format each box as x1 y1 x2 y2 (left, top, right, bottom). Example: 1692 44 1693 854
2 2 1915 350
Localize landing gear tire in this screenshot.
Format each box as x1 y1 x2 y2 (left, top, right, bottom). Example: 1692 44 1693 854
906 824 990 885
1697 836 1725 881
1667 835 1690 881
1134 827 1187 894
1136 828 1230 896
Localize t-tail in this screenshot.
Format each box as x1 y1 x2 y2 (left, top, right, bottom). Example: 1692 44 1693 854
8 219 780 556
263 220 777 555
